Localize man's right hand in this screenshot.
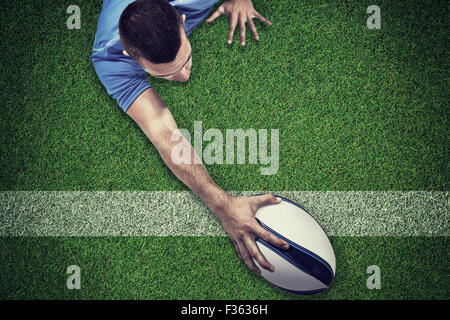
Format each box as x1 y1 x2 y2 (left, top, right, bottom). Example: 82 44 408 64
214 194 290 274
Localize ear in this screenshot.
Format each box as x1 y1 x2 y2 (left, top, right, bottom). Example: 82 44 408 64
122 50 129 57
181 14 186 25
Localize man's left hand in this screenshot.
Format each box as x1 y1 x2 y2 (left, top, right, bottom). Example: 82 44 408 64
205 0 272 46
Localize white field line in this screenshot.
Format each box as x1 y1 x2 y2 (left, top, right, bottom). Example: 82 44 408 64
0 191 448 236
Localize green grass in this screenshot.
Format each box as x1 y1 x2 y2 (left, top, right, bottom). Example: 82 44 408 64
0 237 448 300
0 0 447 191
0 0 448 299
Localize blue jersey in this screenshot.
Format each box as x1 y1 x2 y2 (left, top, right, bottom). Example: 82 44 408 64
91 0 220 113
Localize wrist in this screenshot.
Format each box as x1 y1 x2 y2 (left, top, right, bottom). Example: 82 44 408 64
204 190 233 217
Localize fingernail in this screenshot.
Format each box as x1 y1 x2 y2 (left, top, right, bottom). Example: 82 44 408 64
227 40 231 44
241 42 245 46
276 197 281 202
284 243 289 249
270 266 274 272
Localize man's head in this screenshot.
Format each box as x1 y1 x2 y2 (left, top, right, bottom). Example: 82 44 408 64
119 0 192 82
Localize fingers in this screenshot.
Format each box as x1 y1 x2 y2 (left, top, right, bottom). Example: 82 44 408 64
227 13 238 44
243 236 274 272
231 238 242 260
215 6 270 45
205 6 224 23
254 11 272 26
237 240 261 274
233 223 285 274
239 14 246 46
247 15 259 41
252 194 281 210
254 222 289 250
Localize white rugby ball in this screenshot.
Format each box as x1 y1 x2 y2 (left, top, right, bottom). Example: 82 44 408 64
254 195 336 294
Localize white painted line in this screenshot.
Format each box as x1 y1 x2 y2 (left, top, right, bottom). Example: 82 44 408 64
0 191 448 236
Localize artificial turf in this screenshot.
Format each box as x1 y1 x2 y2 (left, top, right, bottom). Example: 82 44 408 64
0 237 448 300
0 0 448 300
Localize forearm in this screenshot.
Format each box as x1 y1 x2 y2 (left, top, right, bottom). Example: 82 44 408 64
145 124 231 215
126 88 230 216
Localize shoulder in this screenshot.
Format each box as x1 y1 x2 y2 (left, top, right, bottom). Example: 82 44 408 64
92 0 135 54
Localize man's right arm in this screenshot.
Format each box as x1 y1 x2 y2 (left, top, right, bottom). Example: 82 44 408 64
126 88 289 274
126 88 229 210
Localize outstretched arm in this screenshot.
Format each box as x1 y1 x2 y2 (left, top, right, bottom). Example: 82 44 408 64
126 88 289 274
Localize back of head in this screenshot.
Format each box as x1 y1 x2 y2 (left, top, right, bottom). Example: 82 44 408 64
119 0 182 64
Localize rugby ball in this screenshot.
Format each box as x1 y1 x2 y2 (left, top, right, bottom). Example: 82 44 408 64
254 195 336 294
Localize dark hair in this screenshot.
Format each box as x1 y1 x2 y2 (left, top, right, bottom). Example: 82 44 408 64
119 0 182 64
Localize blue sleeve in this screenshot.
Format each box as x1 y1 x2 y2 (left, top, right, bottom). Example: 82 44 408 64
91 54 151 114
90 0 220 112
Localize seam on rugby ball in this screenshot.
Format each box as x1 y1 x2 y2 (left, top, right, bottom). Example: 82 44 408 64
255 222 335 287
